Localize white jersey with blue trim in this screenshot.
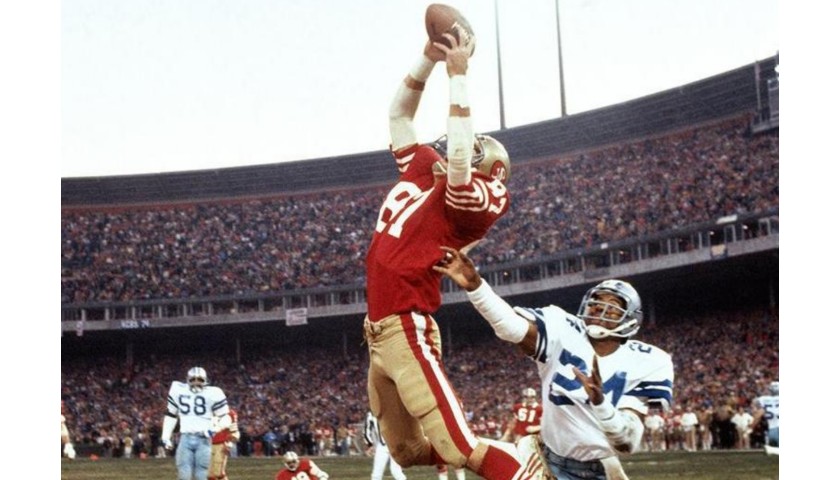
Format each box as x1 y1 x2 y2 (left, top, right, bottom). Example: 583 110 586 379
364 411 386 446
755 394 779 430
524 305 674 461
166 381 229 434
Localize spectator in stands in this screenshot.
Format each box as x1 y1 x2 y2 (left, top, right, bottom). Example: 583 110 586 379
61 303 777 459
61 117 778 304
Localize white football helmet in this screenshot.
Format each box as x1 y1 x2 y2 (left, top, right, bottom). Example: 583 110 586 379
522 387 537 403
432 134 511 183
187 366 207 393
284 451 300 471
577 279 643 339
769 381 779 396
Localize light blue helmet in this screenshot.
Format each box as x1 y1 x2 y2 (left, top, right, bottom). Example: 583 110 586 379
577 279 643 339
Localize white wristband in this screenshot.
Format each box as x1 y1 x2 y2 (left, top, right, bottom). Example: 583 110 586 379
410 56 435 83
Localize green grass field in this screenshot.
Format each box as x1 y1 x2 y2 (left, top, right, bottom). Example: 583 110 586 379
60 450 779 480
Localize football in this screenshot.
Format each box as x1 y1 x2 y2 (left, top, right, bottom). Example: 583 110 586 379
425 3 475 55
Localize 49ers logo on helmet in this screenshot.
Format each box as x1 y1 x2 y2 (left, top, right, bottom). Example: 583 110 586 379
489 161 506 181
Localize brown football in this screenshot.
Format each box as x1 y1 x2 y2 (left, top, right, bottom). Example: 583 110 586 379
425 3 475 55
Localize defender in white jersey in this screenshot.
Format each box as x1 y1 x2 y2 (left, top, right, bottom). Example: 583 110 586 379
161 367 231 480
435 249 674 480
751 380 779 453
364 411 407 480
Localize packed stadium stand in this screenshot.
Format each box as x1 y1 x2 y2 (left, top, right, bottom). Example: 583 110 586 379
61 57 779 457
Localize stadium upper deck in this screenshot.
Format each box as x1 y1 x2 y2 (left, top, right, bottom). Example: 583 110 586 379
61 57 777 206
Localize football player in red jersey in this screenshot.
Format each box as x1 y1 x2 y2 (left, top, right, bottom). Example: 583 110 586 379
364 23 538 480
209 408 240 480
502 388 543 443
275 451 329 480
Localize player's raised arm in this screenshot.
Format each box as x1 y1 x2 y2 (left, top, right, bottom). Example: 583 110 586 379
433 246 538 355
434 26 476 187
388 42 443 154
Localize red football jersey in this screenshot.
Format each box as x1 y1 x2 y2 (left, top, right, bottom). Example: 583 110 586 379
275 458 319 480
512 402 543 437
211 409 238 445
366 145 510 321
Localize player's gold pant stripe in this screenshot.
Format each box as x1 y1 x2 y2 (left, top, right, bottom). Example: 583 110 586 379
401 312 476 457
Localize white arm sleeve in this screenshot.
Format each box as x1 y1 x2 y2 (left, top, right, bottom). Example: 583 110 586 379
389 56 435 151
214 413 232 431
466 280 529 343
162 415 178 442
446 75 473 186
591 402 645 454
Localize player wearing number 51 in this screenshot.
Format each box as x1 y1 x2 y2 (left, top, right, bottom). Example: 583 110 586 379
434 248 674 480
363 16 534 480
161 366 231 480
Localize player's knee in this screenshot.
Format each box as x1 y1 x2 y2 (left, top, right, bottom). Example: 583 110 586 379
389 440 432 467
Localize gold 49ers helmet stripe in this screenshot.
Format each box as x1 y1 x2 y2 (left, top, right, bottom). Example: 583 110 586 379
400 313 477 457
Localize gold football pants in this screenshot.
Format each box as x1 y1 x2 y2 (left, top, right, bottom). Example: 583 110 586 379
208 443 229 480
366 312 478 468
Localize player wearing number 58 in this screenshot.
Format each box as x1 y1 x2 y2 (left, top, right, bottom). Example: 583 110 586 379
434 248 674 480
161 366 231 480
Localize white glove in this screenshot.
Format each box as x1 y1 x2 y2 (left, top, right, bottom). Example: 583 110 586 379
162 439 174 450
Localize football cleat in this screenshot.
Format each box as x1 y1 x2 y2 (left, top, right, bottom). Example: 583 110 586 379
515 434 551 480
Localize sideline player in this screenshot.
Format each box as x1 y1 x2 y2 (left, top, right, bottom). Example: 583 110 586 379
501 388 543 443
363 16 538 480
275 451 329 480
161 366 231 480
436 464 466 480
209 408 240 480
61 401 76 460
435 248 674 480
364 411 407 480
751 380 779 454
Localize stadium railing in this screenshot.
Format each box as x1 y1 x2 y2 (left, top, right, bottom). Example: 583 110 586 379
60 209 778 332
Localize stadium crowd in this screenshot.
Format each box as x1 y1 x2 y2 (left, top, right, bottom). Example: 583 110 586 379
61 304 777 457
61 116 778 304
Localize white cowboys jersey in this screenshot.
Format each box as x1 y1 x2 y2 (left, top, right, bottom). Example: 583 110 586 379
166 381 229 434
364 411 386 446
755 394 779 430
523 305 674 461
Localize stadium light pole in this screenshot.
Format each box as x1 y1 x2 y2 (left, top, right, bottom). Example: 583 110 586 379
555 0 567 117
494 0 506 129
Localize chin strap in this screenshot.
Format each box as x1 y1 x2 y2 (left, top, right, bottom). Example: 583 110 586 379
585 320 638 340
